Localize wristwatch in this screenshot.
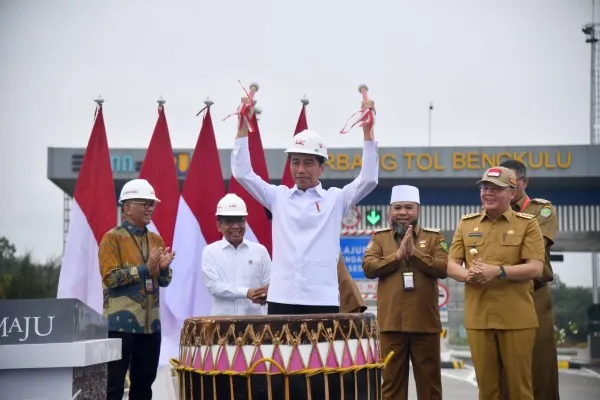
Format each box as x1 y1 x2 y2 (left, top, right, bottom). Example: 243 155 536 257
497 265 507 280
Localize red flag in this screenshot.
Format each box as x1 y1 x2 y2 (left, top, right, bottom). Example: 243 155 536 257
139 102 180 248
281 101 309 188
161 106 225 365
181 106 225 245
57 102 116 313
228 114 273 255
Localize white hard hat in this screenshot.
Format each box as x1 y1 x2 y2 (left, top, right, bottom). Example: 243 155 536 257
119 179 161 204
216 194 248 216
284 129 328 159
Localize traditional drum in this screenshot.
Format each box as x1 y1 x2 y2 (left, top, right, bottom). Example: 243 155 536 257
172 313 390 400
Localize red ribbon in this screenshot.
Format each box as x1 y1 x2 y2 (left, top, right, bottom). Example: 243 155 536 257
340 88 375 139
222 81 257 132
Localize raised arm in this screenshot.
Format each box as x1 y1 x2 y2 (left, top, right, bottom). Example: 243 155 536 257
231 119 277 209
341 124 379 212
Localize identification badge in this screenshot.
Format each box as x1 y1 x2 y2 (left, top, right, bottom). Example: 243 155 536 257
402 272 415 291
145 277 155 293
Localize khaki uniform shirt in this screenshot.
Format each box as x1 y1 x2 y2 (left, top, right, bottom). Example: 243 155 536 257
362 226 448 333
448 209 545 330
338 254 367 313
514 196 558 284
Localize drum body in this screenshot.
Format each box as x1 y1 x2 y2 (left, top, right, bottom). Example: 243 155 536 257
174 313 385 400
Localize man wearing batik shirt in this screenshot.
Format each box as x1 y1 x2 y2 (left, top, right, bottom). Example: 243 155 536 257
99 178 175 400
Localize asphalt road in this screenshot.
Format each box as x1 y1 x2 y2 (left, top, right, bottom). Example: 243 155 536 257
123 364 600 399
405 364 600 399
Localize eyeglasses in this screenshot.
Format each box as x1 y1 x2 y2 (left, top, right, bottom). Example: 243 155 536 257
220 217 246 226
479 185 508 193
130 200 157 210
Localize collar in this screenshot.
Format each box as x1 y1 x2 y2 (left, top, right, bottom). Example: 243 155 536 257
513 194 530 212
219 237 249 250
122 220 148 237
479 208 513 223
288 182 326 198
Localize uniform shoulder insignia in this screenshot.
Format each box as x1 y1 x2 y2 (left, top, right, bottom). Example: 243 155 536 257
461 212 481 220
421 227 441 233
531 198 551 205
373 227 392 234
515 212 535 220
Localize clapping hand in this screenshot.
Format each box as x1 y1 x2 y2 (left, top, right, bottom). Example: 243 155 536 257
159 247 176 271
395 225 414 262
148 247 163 276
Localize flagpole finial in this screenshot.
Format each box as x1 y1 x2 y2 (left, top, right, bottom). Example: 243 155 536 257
204 96 214 107
358 84 369 93
157 95 166 106
249 82 260 92
301 95 309 105
94 95 104 105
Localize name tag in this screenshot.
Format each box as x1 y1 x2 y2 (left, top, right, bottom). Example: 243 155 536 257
468 232 483 237
403 272 415 291
145 277 155 293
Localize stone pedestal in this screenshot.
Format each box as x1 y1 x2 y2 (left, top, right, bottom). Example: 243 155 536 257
0 298 121 399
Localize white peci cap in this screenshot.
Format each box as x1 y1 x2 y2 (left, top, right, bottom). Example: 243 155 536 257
390 185 420 205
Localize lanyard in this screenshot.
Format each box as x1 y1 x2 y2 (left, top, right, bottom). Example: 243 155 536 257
127 231 149 264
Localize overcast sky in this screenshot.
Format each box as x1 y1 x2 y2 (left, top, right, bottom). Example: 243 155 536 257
0 0 597 287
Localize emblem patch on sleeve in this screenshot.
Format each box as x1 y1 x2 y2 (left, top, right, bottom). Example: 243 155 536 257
440 241 449 252
539 207 552 218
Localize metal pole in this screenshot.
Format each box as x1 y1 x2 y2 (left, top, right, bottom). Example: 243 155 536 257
428 102 433 146
587 23 600 303
593 254 599 304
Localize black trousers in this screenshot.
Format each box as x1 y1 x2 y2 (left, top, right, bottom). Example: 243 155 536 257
267 301 339 315
107 331 161 400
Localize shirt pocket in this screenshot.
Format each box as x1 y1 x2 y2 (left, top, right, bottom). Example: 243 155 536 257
241 258 263 286
498 234 522 265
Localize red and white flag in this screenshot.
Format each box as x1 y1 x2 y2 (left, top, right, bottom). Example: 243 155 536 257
138 102 181 366
165 105 225 330
57 102 116 314
227 114 273 254
281 101 309 188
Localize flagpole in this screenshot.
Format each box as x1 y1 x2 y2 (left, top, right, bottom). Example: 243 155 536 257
301 94 309 106
94 95 104 119
158 95 166 108
428 101 434 147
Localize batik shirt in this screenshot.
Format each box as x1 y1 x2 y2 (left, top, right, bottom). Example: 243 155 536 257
98 221 172 333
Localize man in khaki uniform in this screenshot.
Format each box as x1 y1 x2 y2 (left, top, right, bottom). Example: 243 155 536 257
500 159 560 400
362 185 448 400
446 166 545 400
338 253 367 313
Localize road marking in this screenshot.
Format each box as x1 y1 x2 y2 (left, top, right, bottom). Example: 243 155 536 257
581 368 600 379
441 365 478 387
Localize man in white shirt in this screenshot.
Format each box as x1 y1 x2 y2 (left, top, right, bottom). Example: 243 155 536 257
201 193 271 316
231 105 379 315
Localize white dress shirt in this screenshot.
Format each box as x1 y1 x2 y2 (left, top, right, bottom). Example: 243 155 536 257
231 137 379 306
201 238 271 316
